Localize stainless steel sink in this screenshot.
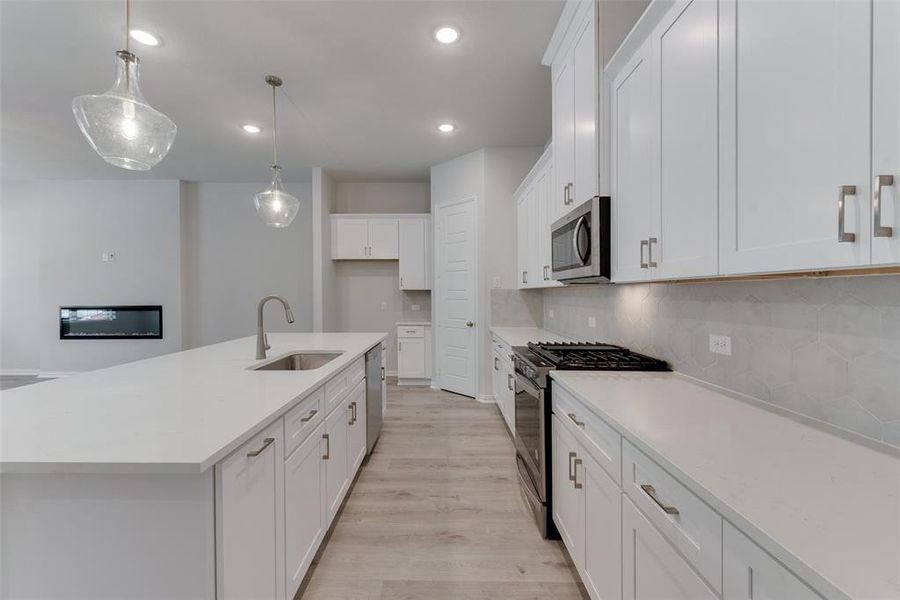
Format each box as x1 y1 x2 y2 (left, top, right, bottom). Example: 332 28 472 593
252 352 343 371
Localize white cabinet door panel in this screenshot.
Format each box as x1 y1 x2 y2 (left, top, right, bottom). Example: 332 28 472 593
723 522 824 600
612 40 655 283
399 217 428 289
554 56 576 222
332 218 368 259
398 337 426 379
552 413 584 566
368 218 399 259
622 496 718 600
873 0 900 265
655 0 719 279
573 5 598 206
323 403 350 525
582 451 621 600
216 420 285 600
284 422 325 599
517 190 531 288
719 0 871 274
348 378 367 474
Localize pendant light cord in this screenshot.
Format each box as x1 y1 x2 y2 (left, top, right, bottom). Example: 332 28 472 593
125 0 131 52
271 83 278 167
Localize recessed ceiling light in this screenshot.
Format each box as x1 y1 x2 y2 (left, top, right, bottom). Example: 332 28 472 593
437 123 456 133
433 26 461 44
241 124 263 134
129 29 160 47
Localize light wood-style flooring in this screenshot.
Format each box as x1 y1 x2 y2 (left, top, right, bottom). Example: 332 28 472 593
299 382 585 600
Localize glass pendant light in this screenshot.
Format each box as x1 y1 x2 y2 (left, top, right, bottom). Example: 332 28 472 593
72 0 176 170
253 75 300 228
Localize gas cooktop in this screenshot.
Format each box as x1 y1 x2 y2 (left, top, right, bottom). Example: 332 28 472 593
524 341 669 371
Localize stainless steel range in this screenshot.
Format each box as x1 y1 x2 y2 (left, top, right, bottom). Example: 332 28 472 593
512 342 669 538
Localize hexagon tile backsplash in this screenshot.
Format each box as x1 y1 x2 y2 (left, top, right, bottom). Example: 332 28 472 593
542 274 900 449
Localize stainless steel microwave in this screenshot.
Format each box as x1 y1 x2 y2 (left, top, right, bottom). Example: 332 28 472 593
551 196 610 283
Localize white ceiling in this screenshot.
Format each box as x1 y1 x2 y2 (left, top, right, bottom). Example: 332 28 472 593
1 0 563 183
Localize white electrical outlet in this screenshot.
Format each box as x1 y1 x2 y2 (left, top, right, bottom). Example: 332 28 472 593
709 334 732 356
588 316 597 328
101 252 117 262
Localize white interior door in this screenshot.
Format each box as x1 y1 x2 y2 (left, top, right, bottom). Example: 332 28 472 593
436 199 477 398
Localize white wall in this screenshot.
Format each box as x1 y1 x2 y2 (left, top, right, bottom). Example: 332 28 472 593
1 180 183 374
329 181 431 373
312 168 338 333
179 181 313 349
431 147 541 400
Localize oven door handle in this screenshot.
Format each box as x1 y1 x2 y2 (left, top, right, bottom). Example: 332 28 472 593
514 372 543 400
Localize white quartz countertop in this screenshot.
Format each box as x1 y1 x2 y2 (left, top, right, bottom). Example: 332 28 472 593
550 370 900 600
490 326 574 347
0 333 387 475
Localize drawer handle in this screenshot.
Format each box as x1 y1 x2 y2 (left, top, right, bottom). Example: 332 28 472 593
567 412 585 428
568 451 576 481
573 458 583 489
838 185 857 243
641 484 679 515
640 240 649 269
246 437 274 458
648 237 658 268
300 409 318 423
322 433 330 460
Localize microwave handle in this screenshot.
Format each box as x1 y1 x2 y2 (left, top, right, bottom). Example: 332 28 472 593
572 216 588 264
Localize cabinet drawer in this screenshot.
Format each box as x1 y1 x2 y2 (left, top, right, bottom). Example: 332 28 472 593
492 335 512 358
623 439 723 592
284 387 324 458
398 325 424 338
552 383 621 485
325 358 365 414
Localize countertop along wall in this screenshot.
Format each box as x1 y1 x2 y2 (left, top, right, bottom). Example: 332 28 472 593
542 274 900 448
330 181 431 373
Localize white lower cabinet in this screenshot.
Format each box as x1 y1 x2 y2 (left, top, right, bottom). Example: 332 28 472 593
398 336 426 378
216 420 285 600
622 495 718 600
723 522 824 600
347 378 367 474
581 450 621 600
552 413 583 558
324 399 351 525
284 421 326 596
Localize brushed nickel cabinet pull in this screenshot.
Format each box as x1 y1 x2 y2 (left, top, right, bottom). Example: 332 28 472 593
522 271 528 284
648 237 658 268
348 401 356 425
568 451 576 481
875 175 895 238
567 412 585 428
300 409 318 423
507 373 513 391
544 265 550 280
381 366 385 381
352 401 357 423
494 357 499 371
322 433 330 460
246 437 274 457
640 240 649 269
838 185 857 243
641 484 679 515
573 458 583 489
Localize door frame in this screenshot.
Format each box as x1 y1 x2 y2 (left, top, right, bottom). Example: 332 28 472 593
433 196 479 398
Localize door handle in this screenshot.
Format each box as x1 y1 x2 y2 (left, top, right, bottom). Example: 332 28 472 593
466 321 475 327
875 175 894 238
322 433 330 460
568 451 576 481
246 437 274 458
300 409 318 423
640 240 649 269
838 185 857 243
640 484 679 515
648 237 658 268
573 458 583 489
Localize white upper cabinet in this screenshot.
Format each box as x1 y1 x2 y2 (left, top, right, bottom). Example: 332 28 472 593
611 38 656 283
872 0 900 264
718 0 872 275
398 216 431 290
367 218 399 259
654 0 719 279
331 217 369 259
549 1 599 220
516 146 560 289
572 5 599 206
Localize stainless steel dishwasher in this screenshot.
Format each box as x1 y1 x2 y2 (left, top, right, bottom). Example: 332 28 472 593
365 344 384 454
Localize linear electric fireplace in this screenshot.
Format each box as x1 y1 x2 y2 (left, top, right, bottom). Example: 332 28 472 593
59 306 163 340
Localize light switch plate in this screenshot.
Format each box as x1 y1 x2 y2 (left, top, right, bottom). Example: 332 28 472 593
588 316 597 328
709 334 732 356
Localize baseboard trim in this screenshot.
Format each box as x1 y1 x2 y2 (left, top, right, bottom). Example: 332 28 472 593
397 378 432 386
0 369 39 377
38 371 76 379
475 394 495 404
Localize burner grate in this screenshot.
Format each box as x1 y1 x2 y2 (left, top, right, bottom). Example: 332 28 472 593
526 341 669 371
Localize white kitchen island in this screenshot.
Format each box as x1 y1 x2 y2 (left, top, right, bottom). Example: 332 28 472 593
0 332 387 600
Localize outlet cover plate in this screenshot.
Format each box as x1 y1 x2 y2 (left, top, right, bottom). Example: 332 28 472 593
709 334 732 356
